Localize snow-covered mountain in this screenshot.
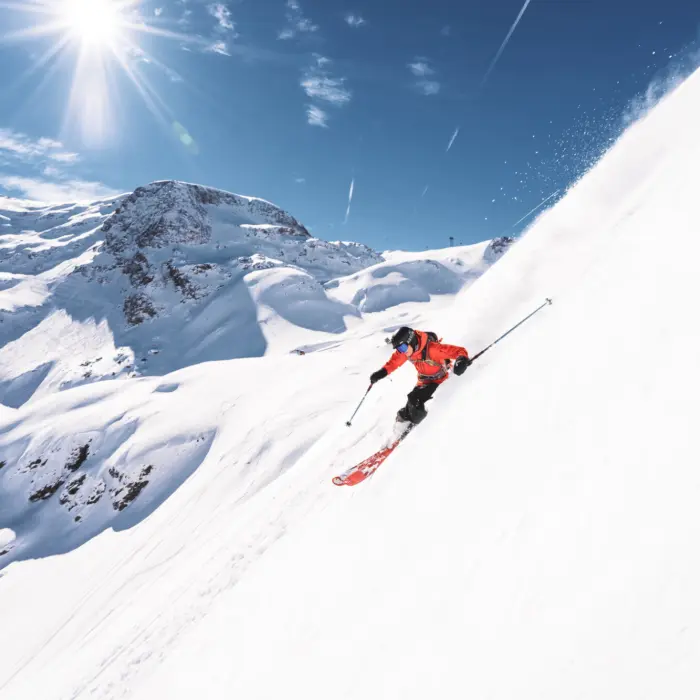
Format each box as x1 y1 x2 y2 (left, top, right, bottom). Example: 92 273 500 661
0 181 511 408
0 179 513 575
9 66 699 700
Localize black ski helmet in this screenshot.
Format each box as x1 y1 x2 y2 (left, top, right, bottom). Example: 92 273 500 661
391 326 419 352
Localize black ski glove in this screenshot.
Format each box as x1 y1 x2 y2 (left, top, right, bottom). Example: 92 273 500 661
453 356 471 376
370 368 388 384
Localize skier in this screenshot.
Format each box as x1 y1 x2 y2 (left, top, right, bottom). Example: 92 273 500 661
370 326 471 425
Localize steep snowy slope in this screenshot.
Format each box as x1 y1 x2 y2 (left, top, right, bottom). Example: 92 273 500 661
132 69 700 700
0 181 508 408
4 66 698 700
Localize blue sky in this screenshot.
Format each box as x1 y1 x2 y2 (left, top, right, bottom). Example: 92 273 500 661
0 0 699 251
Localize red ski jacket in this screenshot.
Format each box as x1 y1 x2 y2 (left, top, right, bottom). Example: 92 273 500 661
383 330 469 385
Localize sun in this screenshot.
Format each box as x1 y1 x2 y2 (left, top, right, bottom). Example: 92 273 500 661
1 0 196 146
58 0 127 48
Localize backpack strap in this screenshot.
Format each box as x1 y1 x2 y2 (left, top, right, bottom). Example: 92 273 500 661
415 335 448 381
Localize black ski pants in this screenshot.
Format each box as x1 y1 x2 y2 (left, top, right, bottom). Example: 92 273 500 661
400 382 440 423
408 382 440 407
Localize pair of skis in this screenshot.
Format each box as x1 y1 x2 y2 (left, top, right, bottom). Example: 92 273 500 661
332 424 415 486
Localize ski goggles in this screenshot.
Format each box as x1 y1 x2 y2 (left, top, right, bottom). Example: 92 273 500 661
396 343 410 354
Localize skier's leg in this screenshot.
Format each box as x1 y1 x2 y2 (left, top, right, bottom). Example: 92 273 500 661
410 382 439 403
399 383 439 424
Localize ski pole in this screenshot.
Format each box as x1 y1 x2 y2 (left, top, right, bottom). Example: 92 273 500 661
471 298 552 363
346 385 372 427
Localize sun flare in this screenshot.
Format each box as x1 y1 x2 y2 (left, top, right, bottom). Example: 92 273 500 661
58 0 127 48
2 0 194 145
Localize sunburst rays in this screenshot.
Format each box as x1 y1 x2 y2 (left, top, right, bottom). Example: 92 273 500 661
0 0 199 145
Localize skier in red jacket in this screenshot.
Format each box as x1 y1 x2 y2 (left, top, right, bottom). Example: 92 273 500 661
370 326 471 424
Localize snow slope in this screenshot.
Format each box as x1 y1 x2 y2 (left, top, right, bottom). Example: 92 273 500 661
0 181 507 407
2 67 699 700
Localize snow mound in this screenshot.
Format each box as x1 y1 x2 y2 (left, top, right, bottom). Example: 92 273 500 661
0 374 217 563
327 238 513 313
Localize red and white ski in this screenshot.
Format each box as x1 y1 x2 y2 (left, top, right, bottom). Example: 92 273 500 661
332 424 415 486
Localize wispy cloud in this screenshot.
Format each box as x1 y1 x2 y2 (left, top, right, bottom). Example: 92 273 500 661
441 25 451 37
0 175 119 203
49 151 81 163
0 129 79 164
279 0 319 40
306 105 329 128
302 75 351 105
418 81 440 95
0 128 117 204
408 57 441 95
203 2 236 56
482 0 532 86
155 7 163 17
207 40 231 56
408 59 435 77
302 55 351 105
302 55 351 128
344 177 355 223
421 185 429 198
295 177 306 184
446 126 460 152
345 14 366 28
208 3 235 32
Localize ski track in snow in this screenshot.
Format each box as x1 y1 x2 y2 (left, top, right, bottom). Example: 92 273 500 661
1 69 700 699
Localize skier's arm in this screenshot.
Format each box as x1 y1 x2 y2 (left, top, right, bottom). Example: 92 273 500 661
383 350 409 374
433 342 469 362
370 350 408 384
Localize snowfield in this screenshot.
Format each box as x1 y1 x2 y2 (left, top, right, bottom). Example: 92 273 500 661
1 66 700 700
